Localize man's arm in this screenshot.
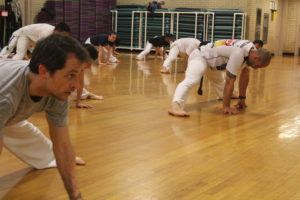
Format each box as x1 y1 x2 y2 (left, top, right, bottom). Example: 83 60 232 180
76 71 92 109
154 46 160 59
113 46 119 56
235 67 250 109
97 46 103 64
47 120 82 200
105 46 112 64
0 138 3 155
162 47 167 60
223 71 239 114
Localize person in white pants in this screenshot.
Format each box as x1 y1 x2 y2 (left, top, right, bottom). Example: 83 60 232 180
85 32 118 65
160 38 201 73
0 22 70 60
136 33 173 60
0 34 90 199
168 39 272 117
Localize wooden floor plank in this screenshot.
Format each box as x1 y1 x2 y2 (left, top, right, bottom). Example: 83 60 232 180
1 54 300 200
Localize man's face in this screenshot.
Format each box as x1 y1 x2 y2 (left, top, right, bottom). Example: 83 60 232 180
254 43 263 49
108 34 117 43
165 37 173 43
43 54 84 100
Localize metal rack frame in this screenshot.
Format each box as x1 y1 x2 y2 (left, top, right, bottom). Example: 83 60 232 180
111 10 246 50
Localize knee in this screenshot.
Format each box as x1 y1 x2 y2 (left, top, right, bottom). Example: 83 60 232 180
181 78 200 88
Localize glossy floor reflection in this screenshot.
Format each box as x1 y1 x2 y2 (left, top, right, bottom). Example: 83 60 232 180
1 54 300 200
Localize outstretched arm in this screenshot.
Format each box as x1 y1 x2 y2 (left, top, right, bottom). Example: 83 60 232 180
162 47 167 60
154 46 160 59
97 46 103 64
47 120 82 200
76 70 92 109
235 67 250 109
105 46 112 64
0 138 2 155
223 71 239 114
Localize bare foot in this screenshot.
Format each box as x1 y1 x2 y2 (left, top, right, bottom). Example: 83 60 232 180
75 156 86 166
168 102 190 117
88 93 104 100
160 68 171 74
136 58 144 61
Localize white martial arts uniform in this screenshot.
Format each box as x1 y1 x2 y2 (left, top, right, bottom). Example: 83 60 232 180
0 59 69 169
0 23 54 60
162 38 201 71
172 39 254 107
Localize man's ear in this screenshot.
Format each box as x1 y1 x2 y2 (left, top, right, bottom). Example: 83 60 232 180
38 64 49 80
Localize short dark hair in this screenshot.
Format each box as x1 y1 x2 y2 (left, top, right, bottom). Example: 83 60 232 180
54 22 70 33
253 40 264 47
29 34 89 74
108 31 117 36
83 43 98 60
164 33 173 38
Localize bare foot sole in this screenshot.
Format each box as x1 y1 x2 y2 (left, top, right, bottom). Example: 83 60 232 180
160 68 171 74
168 110 190 117
88 93 104 100
75 156 86 166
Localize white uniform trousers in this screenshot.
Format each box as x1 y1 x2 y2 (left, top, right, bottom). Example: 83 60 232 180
12 36 30 60
172 50 208 107
3 120 56 169
0 36 18 58
173 49 238 105
136 42 153 59
162 45 180 70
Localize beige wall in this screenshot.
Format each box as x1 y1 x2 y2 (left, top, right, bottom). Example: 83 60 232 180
117 0 247 10
9 0 300 55
283 0 297 53
30 0 46 24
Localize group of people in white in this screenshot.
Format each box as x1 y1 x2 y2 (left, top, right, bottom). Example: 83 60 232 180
136 34 269 116
0 21 271 200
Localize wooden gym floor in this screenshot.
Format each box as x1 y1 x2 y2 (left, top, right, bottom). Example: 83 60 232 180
1 53 300 200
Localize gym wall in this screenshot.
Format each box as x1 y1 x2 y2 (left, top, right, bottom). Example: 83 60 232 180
12 0 300 56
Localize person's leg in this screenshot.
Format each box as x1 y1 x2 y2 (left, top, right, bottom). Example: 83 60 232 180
82 88 104 100
169 51 208 117
12 36 30 60
205 70 226 99
0 36 18 58
3 121 85 169
161 46 180 73
3 120 56 169
136 42 153 60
